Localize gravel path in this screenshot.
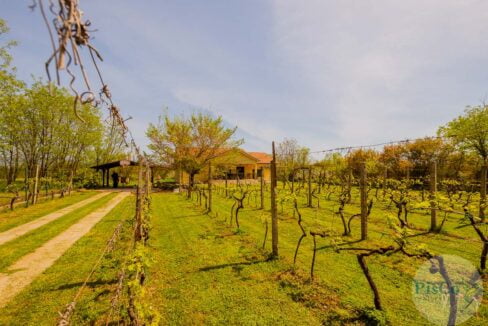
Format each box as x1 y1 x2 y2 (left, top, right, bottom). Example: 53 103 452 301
0 192 110 246
0 192 130 308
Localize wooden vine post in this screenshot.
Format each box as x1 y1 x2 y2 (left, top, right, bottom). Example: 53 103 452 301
135 160 144 242
382 166 388 198
360 162 368 240
271 141 279 257
307 167 312 208
260 172 264 209
429 160 437 232
24 165 29 208
145 163 151 198
225 172 228 197
32 164 39 205
178 163 182 193
207 161 212 213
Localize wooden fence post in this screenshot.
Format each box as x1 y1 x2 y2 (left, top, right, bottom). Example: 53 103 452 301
146 163 151 197
347 167 353 203
178 164 182 193
308 167 312 207
260 173 264 210
135 160 144 242
271 141 279 257
24 165 29 208
430 161 438 232
291 169 295 193
360 162 368 240
382 166 388 198
32 164 39 205
208 162 212 213
225 173 228 197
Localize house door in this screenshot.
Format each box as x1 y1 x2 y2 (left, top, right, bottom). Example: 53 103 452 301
236 166 245 179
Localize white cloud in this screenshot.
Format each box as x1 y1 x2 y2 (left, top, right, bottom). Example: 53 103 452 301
270 0 488 146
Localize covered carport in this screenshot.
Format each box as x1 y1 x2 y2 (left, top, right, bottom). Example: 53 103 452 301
91 160 137 187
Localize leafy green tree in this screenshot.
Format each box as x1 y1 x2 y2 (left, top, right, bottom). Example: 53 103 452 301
147 112 242 196
0 18 23 184
439 105 488 220
276 138 310 187
0 18 17 69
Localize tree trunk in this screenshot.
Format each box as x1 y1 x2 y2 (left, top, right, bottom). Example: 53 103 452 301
357 254 382 310
480 164 487 222
188 172 196 199
271 142 279 258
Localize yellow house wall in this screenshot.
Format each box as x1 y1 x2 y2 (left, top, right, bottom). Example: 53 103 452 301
259 164 271 182
175 150 271 185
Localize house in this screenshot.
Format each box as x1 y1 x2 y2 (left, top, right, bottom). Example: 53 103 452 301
176 148 272 184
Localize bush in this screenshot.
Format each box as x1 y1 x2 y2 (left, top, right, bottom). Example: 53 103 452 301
84 177 100 189
153 180 178 190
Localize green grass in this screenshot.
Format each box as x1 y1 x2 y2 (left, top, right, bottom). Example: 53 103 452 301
0 188 485 325
0 191 98 233
187 186 488 325
0 192 118 272
0 195 134 326
145 193 353 325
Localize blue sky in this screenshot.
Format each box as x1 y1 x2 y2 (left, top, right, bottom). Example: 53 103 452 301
2 1 488 154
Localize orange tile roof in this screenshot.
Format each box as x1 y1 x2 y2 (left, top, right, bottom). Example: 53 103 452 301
247 152 272 164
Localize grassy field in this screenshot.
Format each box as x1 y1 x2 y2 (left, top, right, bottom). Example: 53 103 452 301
148 190 487 325
0 189 485 325
0 192 117 271
0 190 97 232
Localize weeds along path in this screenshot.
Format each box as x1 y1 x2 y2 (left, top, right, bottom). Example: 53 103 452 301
0 192 111 246
0 192 130 308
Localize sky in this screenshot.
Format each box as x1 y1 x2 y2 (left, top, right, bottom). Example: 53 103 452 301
2 0 488 155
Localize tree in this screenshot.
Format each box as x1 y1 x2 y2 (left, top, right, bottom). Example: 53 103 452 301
439 105 488 220
276 138 310 188
0 18 23 185
0 18 17 69
146 112 242 196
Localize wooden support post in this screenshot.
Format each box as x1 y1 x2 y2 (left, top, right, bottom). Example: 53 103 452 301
32 164 39 205
24 165 28 208
135 161 144 242
347 167 352 203
382 166 388 198
291 169 295 193
208 162 212 213
260 173 264 210
225 172 228 197
360 162 368 240
480 163 487 222
430 161 438 232
145 163 151 197
271 141 279 257
308 167 312 208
